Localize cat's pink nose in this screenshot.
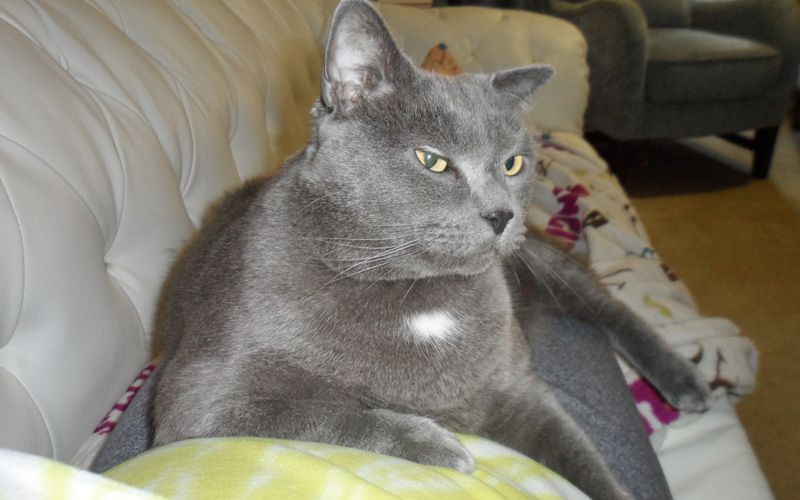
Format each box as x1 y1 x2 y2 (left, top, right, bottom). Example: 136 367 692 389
482 210 513 235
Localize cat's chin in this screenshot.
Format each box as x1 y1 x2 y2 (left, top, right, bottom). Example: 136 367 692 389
413 233 527 278
330 250 495 281
411 249 499 278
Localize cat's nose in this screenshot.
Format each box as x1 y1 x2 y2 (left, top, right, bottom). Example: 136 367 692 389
482 210 514 235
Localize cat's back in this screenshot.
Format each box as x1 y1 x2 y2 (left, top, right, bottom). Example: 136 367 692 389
156 166 295 358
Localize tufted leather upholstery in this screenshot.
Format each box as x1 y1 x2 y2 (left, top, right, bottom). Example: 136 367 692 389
0 0 587 462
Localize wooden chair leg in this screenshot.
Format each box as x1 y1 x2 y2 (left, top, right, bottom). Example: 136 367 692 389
752 126 778 179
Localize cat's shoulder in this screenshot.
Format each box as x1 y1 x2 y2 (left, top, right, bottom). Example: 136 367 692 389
200 175 273 230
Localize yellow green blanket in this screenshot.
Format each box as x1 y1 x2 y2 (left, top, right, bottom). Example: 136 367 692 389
1 436 588 499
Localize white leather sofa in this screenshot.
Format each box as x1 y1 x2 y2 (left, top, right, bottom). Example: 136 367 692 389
0 0 771 498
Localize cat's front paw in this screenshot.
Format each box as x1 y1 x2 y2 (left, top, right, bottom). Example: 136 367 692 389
652 358 711 413
394 416 475 473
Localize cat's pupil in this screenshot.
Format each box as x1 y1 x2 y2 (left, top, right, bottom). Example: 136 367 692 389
415 149 447 172
504 157 515 171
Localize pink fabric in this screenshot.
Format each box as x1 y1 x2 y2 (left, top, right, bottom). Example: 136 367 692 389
630 377 680 434
546 184 590 249
93 363 156 435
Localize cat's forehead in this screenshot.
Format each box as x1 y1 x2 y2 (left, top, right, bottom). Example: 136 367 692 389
397 73 528 154
418 74 507 122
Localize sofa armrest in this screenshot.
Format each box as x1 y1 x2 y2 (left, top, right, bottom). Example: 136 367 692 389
549 0 649 132
690 0 799 46
691 0 800 90
375 4 590 134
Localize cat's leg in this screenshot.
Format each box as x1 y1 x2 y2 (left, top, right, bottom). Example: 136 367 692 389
159 399 474 471
153 364 474 471
484 378 635 500
512 234 710 412
586 297 710 412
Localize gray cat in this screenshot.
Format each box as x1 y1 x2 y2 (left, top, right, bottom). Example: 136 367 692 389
152 1 710 498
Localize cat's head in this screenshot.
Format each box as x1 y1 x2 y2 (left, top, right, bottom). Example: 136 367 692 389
297 0 553 280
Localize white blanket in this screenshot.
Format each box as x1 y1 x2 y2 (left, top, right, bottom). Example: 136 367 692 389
526 131 758 447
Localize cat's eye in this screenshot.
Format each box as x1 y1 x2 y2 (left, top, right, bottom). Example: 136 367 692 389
415 149 448 173
504 155 524 176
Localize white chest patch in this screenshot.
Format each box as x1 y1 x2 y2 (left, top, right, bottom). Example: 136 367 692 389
406 310 458 342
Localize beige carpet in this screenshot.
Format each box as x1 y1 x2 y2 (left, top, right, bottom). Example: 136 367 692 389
607 123 800 500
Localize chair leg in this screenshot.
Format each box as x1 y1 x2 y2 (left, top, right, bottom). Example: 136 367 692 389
609 140 640 185
584 131 634 184
752 126 778 179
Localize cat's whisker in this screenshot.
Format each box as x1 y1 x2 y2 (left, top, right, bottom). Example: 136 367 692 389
306 237 419 258
354 249 425 298
359 222 437 229
337 258 402 285
299 234 417 243
520 246 595 313
504 256 522 289
516 251 569 320
298 195 329 213
399 278 419 306
524 238 577 262
323 241 420 285
320 244 415 257
351 241 424 275
339 245 424 284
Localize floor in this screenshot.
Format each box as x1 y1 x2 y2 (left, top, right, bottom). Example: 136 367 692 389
597 122 800 500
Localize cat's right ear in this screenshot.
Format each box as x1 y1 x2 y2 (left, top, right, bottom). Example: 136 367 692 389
321 0 415 114
490 64 554 106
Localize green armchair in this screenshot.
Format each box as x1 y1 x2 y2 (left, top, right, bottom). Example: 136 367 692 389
441 0 800 178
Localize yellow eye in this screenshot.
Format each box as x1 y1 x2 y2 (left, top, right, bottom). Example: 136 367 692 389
415 149 448 173
504 155 523 176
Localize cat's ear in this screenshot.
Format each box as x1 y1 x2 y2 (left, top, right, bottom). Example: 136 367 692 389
321 0 415 113
490 64 554 105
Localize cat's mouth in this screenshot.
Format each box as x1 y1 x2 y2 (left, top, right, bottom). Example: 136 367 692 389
424 224 526 255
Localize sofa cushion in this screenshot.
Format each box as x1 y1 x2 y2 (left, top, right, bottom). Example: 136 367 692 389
636 0 691 27
646 28 781 104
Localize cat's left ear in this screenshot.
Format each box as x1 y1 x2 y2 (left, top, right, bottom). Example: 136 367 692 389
490 64 554 105
322 0 415 113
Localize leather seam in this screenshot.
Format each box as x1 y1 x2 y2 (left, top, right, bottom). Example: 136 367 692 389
0 365 54 457
0 134 106 255
173 81 198 204
79 95 127 257
0 151 26 344
21 0 69 71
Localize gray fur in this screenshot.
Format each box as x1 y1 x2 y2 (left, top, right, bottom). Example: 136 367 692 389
153 1 709 498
